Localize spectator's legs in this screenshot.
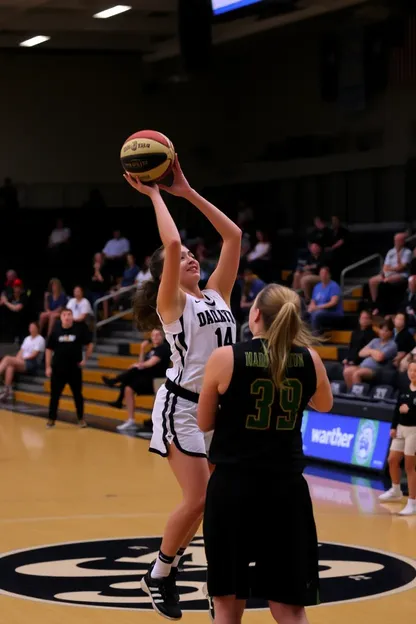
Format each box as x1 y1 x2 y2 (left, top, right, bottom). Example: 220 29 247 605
343 365 358 388
300 274 320 301
39 311 50 333
369 274 383 303
351 367 375 385
47 311 60 336
309 310 342 333
292 271 302 291
0 358 25 400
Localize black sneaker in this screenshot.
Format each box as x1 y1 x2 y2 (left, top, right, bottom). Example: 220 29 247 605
203 583 215 621
169 566 180 603
141 563 182 620
46 420 55 428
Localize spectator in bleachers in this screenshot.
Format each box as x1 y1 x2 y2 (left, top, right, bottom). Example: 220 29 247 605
102 229 130 279
343 320 397 389
393 313 415 369
66 286 93 323
326 215 349 277
39 278 68 337
48 218 71 250
308 216 332 249
135 256 152 287
292 242 326 300
111 253 139 310
0 322 45 401
102 329 170 431
342 310 377 367
398 275 416 332
369 233 412 315
0 278 28 343
399 346 416 374
88 252 111 319
247 230 272 279
307 266 343 333
240 268 266 318
1 269 18 298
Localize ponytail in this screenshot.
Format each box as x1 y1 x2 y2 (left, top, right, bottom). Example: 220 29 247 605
132 246 165 330
133 279 161 330
266 301 300 389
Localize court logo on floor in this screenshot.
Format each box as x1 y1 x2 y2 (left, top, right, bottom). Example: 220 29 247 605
0 537 415 610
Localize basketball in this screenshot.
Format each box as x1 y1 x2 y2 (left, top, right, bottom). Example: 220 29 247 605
120 130 175 183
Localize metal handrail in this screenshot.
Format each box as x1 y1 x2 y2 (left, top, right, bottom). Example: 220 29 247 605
92 284 137 343
340 253 383 294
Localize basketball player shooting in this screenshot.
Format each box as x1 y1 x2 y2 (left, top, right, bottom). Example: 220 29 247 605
123 157 241 620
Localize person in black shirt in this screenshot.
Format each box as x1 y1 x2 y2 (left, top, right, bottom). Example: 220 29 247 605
102 328 171 432
342 310 377 366
398 276 416 330
198 284 333 624
45 308 93 428
393 312 415 369
379 360 416 516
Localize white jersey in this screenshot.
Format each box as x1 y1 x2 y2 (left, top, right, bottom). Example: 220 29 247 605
159 288 236 394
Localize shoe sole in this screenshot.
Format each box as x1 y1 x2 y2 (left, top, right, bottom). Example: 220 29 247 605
379 495 403 502
140 578 182 621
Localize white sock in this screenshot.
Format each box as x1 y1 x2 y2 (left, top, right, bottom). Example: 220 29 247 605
151 551 174 579
407 498 416 506
391 483 401 493
172 547 186 568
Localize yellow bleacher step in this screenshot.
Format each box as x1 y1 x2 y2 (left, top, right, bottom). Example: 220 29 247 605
343 299 358 312
113 311 134 322
14 391 149 424
315 345 338 361
281 269 291 281
98 355 138 370
351 286 363 298
329 330 352 345
43 382 155 409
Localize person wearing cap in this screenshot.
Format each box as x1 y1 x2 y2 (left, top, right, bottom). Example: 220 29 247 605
0 278 28 343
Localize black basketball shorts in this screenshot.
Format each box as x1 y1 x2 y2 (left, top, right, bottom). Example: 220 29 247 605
203 467 320 606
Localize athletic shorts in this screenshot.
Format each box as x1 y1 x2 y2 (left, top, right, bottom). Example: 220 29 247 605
390 425 416 456
24 359 38 374
203 467 320 606
149 383 212 458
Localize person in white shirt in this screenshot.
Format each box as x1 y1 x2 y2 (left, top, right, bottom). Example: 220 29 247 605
66 286 93 323
103 229 131 279
369 233 412 310
0 322 45 401
48 218 71 248
135 256 152 287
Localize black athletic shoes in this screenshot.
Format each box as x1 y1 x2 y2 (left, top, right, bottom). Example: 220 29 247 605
140 561 182 620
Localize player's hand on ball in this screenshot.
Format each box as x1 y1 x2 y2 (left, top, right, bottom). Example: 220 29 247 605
399 403 409 414
390 429 397 438
123 173 160 197
159 156 192 197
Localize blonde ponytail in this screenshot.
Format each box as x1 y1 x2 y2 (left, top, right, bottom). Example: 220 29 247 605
255 284 319 388
266 301 300 389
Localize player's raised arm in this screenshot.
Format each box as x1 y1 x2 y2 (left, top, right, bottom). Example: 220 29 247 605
124 174 185 325
159 158 242 306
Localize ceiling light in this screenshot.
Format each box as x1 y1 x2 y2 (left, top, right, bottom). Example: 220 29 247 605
93 5 132 19
19 35 50 47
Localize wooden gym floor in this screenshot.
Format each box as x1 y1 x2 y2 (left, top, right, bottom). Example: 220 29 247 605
1 408 415 624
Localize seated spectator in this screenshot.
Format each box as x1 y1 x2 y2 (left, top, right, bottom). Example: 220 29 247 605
342 309 377 367
327 216 349 278
111 253 140 310
0 278 28 343
307 266 343 333
1 269 18 298
393 313 415 369
39 278 68 337
88 252 111 319
48 218 71 250
240 268 266 318
135 256 152 287
102 229 130 279
0 322 45 401
343 320 397 388
308 216 332 249
398 275 416 332
102 329 170 431
292 242 327 301
247 230 272 280
399 346 416 374
369 233 412 315
66 286 93 323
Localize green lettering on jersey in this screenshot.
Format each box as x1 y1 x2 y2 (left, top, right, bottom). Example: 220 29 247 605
246 378 303 431
245 350 269 368
287 353 304 368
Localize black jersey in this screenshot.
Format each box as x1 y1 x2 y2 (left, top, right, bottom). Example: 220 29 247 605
392 387 416 428
209 338 317 473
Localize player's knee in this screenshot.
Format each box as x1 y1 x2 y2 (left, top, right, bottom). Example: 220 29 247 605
404 455 415 473
270 602 305 623
184 492 206 517
388 453 400 467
